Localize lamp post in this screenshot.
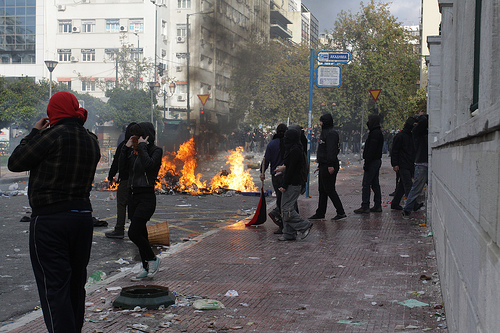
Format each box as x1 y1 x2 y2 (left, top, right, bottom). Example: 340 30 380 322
186 10 213 124
44 60 58 98
163 82 176 119
148 81 158 125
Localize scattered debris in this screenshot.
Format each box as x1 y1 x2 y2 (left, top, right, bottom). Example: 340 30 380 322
224 290 239 297
192 299 225 310
398 299 429 308
337 320 368 326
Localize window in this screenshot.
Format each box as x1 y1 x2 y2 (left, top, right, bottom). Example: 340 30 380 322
82 81 96 91
81 49 95 62
177 0 191 9
177 83 187 94
59 80 72 89
82 20 95 33
129 19 144 33
58 50 72 62
176 24 187 37
106 19 120 32
58 20 72 33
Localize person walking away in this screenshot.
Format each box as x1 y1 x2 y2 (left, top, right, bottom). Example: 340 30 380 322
354 114 384 214
402 111 429 218
309 113 347 221
105 123 137 239
260 124 287 234
390 117 416 210
119 122 163 281
8 91 101 333
277 128 313 241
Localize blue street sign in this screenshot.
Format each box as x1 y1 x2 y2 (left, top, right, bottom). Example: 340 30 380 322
317 50 351 63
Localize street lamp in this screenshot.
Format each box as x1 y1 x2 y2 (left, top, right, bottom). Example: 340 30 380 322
44 60 58 98
163 82 176 119
150 0 165 82
186 10 214 124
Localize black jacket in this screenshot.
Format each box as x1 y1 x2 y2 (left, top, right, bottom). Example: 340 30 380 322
282 129 305 189
119 122 163 191
391 118 416 171
413 115 428 164
316 113 340 167
363 114 384 163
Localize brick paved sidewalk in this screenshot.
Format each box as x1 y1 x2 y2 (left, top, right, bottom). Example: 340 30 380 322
1 156 447 332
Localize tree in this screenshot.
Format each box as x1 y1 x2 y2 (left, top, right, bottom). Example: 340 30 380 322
105 88 153 128
325 0 421 130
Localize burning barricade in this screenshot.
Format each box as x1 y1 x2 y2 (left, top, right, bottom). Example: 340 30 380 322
95 138 258 195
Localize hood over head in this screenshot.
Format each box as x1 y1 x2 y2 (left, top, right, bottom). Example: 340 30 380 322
129 122 156 145
125 122 138 141
403 117 416 132
320 113 334 129
367 114 381 131
284 128 300 146
273 123 288 140
47 91 88 126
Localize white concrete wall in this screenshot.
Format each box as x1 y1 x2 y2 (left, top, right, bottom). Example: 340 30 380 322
427 0 500 332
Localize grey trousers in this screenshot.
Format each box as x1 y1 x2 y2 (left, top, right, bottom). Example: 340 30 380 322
281 185 311 240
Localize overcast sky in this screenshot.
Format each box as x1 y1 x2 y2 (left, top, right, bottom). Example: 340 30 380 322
301 0 421 32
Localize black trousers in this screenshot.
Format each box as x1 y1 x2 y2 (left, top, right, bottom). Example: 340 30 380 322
392 168 414 207
315 164 345 216
127 189 157 268
30 211 93 333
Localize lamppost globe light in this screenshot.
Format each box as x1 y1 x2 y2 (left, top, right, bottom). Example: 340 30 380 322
44 60 58 98
169 82 176 94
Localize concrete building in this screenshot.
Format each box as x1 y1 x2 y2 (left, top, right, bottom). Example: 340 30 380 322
426 0 500 331
420 0 440 86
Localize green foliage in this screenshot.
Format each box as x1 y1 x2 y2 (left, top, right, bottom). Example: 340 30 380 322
105 88 154 128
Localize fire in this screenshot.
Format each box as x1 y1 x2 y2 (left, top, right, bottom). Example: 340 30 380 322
209 147 257 192
103 138 258 194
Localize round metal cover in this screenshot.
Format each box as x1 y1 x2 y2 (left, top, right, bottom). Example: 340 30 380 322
113 285 176 310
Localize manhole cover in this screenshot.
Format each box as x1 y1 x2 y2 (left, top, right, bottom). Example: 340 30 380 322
113 285 176 309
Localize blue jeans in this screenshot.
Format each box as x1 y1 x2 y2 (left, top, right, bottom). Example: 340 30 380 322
404 165 428 213
361 159 382 208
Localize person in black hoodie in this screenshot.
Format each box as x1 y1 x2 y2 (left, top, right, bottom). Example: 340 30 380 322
354 114 384 214
105 122 137 239
402 111 428 218
309 113 347 221
119 122 163 281
276 128 313 241
390 117 417 210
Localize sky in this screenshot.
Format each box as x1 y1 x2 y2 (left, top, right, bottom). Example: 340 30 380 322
301 0 421 32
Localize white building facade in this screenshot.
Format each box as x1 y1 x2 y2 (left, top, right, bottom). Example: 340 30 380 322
427 0 500 331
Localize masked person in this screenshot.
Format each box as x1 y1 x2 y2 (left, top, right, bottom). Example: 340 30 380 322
277 128 313 241
309 113 347 221
119 122 163 281
8 91 101 333
354 114 384 214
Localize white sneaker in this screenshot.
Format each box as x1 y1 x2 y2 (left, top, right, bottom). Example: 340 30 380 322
131 268 149 281
147 257 161 278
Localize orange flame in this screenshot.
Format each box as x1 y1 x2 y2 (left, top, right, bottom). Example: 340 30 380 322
209 147 257 192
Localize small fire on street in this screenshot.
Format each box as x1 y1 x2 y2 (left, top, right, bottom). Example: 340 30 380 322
95 138 258 195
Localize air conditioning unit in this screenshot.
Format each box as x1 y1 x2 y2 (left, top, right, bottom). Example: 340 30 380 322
57 4 66 11
177 95 186 101
176 36 185 43
70 56 79 62
176 66 182 72
120 25 128 32
72 26 80 33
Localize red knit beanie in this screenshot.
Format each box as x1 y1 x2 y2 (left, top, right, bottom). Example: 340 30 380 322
47 91 88 126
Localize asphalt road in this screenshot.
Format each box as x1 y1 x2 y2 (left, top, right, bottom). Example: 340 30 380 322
0 155 275 324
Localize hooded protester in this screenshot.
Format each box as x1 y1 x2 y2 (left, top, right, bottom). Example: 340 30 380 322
309 113 347 221
390 117 416 210
119 122 163 281
8 91 101 333
260 124 287 233
354 114 384 214
105 122 137 239
277 128 313 241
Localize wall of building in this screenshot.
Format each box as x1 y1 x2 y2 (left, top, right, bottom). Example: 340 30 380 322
427 0 500 332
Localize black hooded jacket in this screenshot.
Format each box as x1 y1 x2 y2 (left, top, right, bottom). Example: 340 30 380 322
316 113 340 167
390 117 416 171
108 122 137 182
413 114 428 164
282 128 305 189
363 114 384 163
119 122 163 191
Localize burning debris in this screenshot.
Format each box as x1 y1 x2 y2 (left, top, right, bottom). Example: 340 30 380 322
96 138 258 195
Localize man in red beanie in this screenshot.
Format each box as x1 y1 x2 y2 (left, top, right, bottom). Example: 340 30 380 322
8 91 100 333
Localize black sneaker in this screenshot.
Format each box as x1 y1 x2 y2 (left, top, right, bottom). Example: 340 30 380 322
273 229 283 234
331 214 347 221
278 236 296 241
353 207 370 214
370 206 382 212
391 205 403 210
105 230 125 239
308 214 325 220
300 223 313 240
402 211 411 219
413 202 424 211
